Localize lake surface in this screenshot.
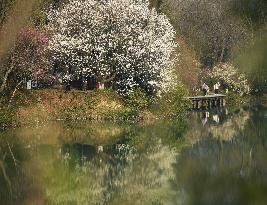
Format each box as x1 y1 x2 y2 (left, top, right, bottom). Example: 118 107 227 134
1 107 267 205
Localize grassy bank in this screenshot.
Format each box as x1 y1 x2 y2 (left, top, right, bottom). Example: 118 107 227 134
0 89 159 127
0 84 190 127
2 86 262 128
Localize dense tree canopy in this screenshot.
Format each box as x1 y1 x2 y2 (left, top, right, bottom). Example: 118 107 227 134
47 0 177 96
161 0 248 67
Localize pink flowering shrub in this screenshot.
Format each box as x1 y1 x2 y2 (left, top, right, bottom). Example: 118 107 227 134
13 27 54 86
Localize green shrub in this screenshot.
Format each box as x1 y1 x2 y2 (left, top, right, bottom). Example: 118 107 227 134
155 83 190 119
90 89 122 102
59 104 89 120
124 87 149 111
226 91 249 108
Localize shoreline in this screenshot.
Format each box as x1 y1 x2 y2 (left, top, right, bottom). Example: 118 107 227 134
0 89 266 130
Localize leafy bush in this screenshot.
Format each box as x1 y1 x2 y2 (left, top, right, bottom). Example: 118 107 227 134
90 89 120 102
156 83 190 118
124 87 149 111
225 91 250 108
59 104 90 120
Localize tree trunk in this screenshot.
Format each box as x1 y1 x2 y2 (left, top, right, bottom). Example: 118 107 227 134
218 38 226 64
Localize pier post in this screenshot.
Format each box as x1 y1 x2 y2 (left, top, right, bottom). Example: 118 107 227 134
207 100 211 109
201 100 204 109
217 98 221 107
211 99 215 107
222 98 226 106
196 100 200 109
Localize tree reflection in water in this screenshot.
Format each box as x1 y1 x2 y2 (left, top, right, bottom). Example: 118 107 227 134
0 108 266 205
173 108 267 205
44 129 179 205
0 132 44 205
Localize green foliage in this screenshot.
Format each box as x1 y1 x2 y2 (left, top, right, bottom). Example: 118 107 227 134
59 104 89 120
58 89 139 121
231 0 267 27
225 91 250 109
0 108 16 128
161 0 248 67
156 83 190 119
235 35 267 94
124 87 149 111
91 89 120 102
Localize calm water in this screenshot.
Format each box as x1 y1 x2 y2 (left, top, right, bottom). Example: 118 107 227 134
0 107 267 205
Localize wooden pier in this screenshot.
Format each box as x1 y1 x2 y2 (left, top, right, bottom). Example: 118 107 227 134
185 94 226 110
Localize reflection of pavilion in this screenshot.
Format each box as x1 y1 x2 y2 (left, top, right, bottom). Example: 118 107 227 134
200 112 220 126
201 112 209 126
213 114 220 123
186 109 250 143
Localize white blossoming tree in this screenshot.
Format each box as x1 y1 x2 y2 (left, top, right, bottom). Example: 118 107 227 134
207 63 250 95
47 0 177 95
